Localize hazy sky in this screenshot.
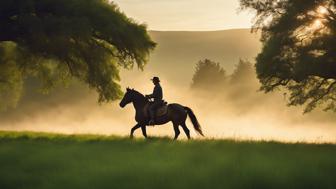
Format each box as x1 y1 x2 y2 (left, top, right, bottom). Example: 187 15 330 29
112 0 254 31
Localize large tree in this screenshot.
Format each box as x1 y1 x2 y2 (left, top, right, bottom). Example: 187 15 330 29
240 0 336 112
0 0 155 110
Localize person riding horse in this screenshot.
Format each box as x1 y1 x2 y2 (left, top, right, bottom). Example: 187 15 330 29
119 87 204 139
145 76 163 125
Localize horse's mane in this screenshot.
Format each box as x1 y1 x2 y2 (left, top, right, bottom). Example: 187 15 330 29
130 89 147 101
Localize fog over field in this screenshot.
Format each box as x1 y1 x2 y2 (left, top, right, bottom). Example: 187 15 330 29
1 29 336 143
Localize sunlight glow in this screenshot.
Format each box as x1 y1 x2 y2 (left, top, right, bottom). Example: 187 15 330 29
312 19 323 29
317 6 328 15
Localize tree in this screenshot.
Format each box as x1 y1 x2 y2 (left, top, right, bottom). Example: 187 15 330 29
230 59 255 85
240 0 336 112
191 59 226 90
0 0 156 110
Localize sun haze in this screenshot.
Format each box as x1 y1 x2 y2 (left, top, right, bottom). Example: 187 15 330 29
112 0 254 31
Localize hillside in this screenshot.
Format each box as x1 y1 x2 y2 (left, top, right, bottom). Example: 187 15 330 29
0 131 335 189
121 29 261 86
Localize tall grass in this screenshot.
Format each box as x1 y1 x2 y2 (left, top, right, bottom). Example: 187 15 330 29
0 131 335 189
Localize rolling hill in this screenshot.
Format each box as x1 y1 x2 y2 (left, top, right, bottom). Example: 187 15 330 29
121 29 261 86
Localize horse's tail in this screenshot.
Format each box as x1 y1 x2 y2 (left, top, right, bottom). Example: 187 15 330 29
184 107 204 136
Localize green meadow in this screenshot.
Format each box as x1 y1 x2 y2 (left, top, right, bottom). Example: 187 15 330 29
0 131 335 189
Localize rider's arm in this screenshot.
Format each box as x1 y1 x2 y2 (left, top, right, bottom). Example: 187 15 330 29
146 86 157 99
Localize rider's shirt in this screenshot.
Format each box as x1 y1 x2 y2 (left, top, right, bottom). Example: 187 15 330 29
150 84 163 102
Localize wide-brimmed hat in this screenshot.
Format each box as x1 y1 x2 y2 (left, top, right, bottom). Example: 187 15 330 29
151 76 160 82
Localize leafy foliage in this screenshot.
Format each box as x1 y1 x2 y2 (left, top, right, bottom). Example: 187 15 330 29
240 0 336 112
191 59 226 90
0 0 156 110
0 43 23 110
230 59 255 85
191 59 256 91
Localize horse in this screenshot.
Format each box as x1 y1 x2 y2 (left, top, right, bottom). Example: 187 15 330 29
119 88 204 140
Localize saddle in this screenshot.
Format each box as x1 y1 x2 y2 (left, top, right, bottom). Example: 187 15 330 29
144 100 168 118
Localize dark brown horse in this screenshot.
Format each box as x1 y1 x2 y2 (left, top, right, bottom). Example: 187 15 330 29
119 88 204 140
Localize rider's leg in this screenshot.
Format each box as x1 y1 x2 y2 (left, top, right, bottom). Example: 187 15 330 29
149 108 155 125
149 102 159 125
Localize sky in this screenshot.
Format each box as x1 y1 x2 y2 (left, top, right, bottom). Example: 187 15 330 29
112 0 254 31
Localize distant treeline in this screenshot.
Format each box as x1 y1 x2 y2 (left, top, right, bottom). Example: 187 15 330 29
191 59 257 92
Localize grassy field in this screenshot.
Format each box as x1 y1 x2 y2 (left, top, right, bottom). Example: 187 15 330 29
0 131 335 189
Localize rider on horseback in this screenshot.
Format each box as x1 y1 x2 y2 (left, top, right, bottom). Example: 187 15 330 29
145 76 163 125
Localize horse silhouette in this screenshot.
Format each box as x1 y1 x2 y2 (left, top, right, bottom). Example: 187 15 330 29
119 88 204 140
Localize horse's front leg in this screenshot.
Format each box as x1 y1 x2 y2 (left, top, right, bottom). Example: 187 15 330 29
130 124 141 139
141 125 147 138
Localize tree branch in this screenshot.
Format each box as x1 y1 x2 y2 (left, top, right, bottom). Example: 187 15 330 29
326 80 336 94
65 61 75 77
308 80 336 107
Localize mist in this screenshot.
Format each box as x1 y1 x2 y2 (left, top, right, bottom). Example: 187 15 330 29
1 65 336 143
1 29 336 143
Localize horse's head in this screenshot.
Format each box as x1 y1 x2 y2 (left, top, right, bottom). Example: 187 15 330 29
119 87 134 108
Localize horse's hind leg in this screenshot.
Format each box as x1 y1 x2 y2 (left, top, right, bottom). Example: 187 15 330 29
130 124 141 139
173 123 180 140
180 122 191 140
